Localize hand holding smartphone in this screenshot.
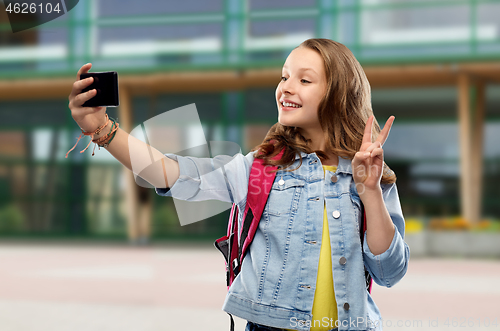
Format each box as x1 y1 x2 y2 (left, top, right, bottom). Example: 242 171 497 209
80 71 119 107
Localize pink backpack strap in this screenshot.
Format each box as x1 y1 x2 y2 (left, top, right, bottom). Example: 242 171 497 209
238 148 285 265
214 147 285 288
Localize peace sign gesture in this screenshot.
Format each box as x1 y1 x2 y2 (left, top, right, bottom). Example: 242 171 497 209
352 115 395 196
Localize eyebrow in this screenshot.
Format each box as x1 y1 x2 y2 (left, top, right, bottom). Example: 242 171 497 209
282 65 318 75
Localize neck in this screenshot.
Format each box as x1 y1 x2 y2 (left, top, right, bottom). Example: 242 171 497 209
299 127 338 166
300 126 325 151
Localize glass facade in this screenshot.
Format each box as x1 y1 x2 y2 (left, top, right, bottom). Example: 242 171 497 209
0 0 499 237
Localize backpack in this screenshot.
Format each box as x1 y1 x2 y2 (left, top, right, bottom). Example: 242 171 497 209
214 150 372 330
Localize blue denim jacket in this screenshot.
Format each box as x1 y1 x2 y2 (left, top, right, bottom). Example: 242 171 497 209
156 150 410 331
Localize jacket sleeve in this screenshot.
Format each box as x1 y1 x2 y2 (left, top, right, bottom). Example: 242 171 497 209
362 182 410 288
154 151 255 206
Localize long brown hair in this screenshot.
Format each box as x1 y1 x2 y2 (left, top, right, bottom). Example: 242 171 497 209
252 38 396 184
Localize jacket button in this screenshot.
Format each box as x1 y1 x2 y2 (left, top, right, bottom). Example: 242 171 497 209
344 302 350 311
339 256 347 265
332 210 340 218
330 175 338 183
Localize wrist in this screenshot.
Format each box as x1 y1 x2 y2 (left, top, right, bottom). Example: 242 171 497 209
92 120 112 140
359 185 383 202
93 119 119 149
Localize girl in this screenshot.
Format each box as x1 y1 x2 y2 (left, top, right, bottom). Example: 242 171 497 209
68 38 410 331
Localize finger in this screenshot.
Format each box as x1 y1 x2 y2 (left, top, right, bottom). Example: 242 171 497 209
76 63 92 80
69 77 94 98
370 147 384 161
72 89 97 108
352 151 370 169
362 115 374 145
364 141 381 154
376 115 395 146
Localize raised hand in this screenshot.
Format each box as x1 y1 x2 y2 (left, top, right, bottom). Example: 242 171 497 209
68 63 107 133
351 115 395 196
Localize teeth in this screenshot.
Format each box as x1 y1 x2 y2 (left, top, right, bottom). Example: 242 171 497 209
282 102 301 108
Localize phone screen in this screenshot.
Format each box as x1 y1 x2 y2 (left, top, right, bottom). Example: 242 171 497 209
80 71 119 107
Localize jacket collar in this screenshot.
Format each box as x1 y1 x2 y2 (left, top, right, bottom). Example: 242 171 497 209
293 151 353 175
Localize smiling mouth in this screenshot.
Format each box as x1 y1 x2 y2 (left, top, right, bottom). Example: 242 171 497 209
281 101 302 108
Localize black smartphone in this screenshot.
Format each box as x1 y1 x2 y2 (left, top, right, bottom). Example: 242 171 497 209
80 71 119 107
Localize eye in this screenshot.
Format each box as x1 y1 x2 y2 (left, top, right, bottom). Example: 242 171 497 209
301 79 311 83
281 76 288 82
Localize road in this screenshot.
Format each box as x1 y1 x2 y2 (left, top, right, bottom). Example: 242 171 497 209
0 241 498 331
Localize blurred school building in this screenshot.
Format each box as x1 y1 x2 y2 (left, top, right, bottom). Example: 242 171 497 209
0 0 500 249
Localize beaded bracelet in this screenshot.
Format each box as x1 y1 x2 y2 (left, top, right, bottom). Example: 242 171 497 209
101 127 118 147
92 117 115 143
65 114 110 158
92 120 119 155
96 121 119 147
104 117 116 137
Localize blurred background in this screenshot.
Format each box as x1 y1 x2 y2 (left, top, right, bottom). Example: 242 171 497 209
0 0 499 330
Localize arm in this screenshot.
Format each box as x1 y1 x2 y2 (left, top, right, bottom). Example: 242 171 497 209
68 63 179 189
362 183 409 288
352 115 409 287
93 123 179 189
362 187 395 255
154 152 255 205
70 64 254 205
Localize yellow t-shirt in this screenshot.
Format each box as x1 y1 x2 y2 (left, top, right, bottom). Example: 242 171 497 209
285 165 338 331
310 165 338 331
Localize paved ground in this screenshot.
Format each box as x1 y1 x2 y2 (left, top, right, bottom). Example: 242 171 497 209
0 241 499 331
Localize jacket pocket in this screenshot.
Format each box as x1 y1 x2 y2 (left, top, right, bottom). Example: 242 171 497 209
266 176 306 216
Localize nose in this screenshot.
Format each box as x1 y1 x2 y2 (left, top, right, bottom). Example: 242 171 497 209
280 78 294 95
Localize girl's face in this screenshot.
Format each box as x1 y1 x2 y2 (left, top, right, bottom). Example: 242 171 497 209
276 47 327 131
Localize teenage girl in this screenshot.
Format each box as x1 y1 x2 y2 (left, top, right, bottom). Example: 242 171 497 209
68 38 409 331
